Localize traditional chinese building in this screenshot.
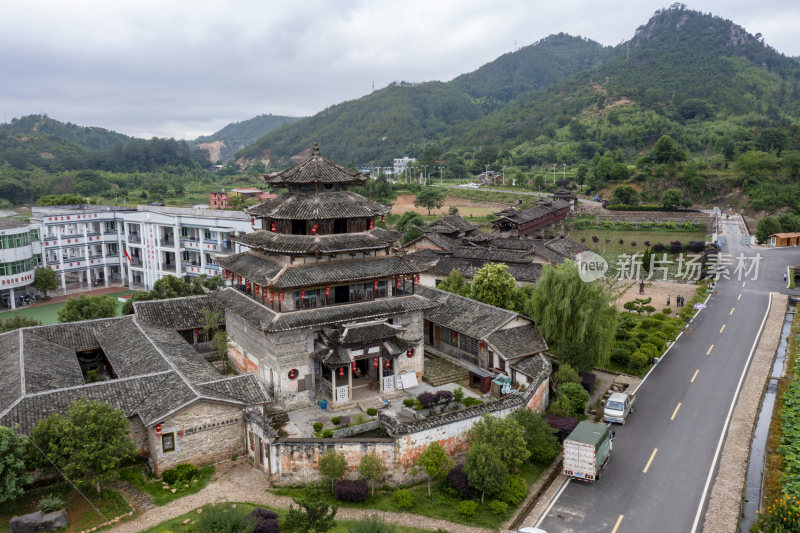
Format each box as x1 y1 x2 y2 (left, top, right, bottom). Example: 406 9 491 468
214 144 435 411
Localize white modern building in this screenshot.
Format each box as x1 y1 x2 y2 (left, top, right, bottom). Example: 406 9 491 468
0 220 42 309
32 205 253 292
393 157 416 175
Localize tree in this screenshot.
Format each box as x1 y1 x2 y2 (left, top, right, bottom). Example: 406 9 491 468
200 308 228 373
756 216 781 244
623 297 653 315
396 211 424 232
413 187 444 215
661 188 684 210
57 294 117 322
31 399 137 494
610 185 639 206
641 247 653 275
358 453 385 497
652 135 687 165
556 341 594 374
413 441 452 498
467 414 529 471
508 409 561 465
575 165 588 188
0 425 32 503
318 450 347 492
552 363 581 386
559 382 590 416
436 270 472 297
401 227 423 245
529 261 618 368
0 313 41 333
284 483 337 533
469 263 518 310
465 443 507 502
32 267 58 296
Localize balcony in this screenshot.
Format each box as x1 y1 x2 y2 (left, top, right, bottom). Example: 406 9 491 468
160 238 175 246
127 234 141 243
162 264 177 273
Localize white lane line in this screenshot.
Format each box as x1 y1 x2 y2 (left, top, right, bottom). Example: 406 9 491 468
690 292 773 532
534 477 571 528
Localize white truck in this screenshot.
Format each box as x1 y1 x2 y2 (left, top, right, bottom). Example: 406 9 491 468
562 421 613 482
603 392 635 424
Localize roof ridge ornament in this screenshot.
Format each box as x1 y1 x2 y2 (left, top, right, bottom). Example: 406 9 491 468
312 141 320 156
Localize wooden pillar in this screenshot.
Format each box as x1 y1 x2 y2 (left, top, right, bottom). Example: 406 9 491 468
348 364 353 400
379 356 384 391
331 368 336 402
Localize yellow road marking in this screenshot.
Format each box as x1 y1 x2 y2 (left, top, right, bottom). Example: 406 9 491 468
691 369 699 382
611 514 624 533
730 307 735 315
671 403 682 420
707 344 714 355
643 448 658 473
720 324 726 334
738 293 742 301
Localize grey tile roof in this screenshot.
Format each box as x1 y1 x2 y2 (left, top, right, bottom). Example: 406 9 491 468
413 232 459 251
0 331 21 412
484 324 548 360
214 252 283 286
510 353 552 378
545 236 587 258
403 249 444 264
432 257 543 283
450 246 533 264
246 191 389 220
330 321 403 344
266 145 367 186
213 287 438 332
136 324 223 384
415 285 519 339
22 330 86 393
231 228 396 255
133 372 198 426
197 374 269 405
133 295 224 330
96 317 172 377
270 256 430 289
423 215 477 234
31 318 124 351
0 219 30 230
494 199 571 225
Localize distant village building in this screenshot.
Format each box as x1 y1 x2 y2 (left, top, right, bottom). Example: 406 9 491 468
492 198 571 236
476 171 503 185
769 232 800 247
393 157 416 175
210 191 228 209
0 220 41 309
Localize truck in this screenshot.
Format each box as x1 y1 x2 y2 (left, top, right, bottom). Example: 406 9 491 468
603 392 635 424
562 421 613 482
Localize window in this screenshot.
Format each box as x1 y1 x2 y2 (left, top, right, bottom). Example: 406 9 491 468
441 326 458 347
460 335 479 356
161 432 175 453
204 229 212 240
294 289 318 309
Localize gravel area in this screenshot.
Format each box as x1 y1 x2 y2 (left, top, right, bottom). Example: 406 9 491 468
108 459 489 533
702 292 788 533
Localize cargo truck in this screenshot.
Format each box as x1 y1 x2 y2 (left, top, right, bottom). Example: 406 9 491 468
562 421 613 482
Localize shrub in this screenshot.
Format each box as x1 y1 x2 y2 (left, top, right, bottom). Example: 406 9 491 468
640 318 658 329
457 500 478 517
335 479 369 502
488 499 508 515
447 463 471 497
651 313 666 321
647 335 666 352
313 423 323 433
331 416 341 426
652 243 665 253
462 397 483 407
37 494 65 513
662 308 672 315
436 390 454 403
162 463 199 485
196 504 255 533
417 392 436 408
559 382 590 416
499 474 528 506
402 398 416 408
611 347 631 366
689 240 705 253
366 408 378 417
581 373 596 394
253 518 280 533
547 394 573 417
553 363 581 386
544 415 579 442
670 241 682 254
631 351 649 369
322 429 334 438
453 387 465 403
348 516 398 533
250 508 280 521
392 488 415 510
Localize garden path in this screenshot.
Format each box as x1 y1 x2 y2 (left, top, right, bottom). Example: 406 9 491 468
108 459 490 533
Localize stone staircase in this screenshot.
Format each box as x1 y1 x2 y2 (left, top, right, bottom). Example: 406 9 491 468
422 353 470 386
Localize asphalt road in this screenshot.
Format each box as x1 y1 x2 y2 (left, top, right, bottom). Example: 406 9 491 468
431 184 602 205
535 216 799 533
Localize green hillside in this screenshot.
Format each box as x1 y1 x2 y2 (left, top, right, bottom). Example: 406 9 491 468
191 113 304 162
238 35 613 166
0 114 130 151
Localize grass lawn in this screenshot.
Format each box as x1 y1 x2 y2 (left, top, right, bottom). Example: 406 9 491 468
0 482 130 533
568 228 708 255
139 502 435 533
270 461 547 530
117 464 215 506
0 290 133 325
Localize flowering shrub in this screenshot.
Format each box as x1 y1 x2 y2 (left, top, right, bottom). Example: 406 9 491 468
335 479 369 502
581 373 596 394
250 508 279 521
759 495 800 532
447 463 471 497
417 392 436 408
436 390 454 403
544 414 579 442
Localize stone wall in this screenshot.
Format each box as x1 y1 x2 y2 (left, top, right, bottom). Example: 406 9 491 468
146 400 245 474
129 415 149 453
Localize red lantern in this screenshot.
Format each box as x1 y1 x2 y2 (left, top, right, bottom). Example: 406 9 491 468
407 349 413 357
230 271 235 281
288 369 297 380
270 221 277 232
339 367 345 378
250 217 255 226
395 278 401 288
373 357 378 368
237 275 242 284
381 214 385 223
311 223 318 234
452 331 457 342
414 274 420 285
245 281 251 292
269 291 275 303
254 285 260 296
369 219 374 230
279 292 284 302
373 280 378 291
479 342 485 349
325 286 330 297
223 269 228 278
352 362 357 373
385 357 391 369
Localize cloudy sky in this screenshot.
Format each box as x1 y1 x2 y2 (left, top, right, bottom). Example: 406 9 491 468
2 0 798 139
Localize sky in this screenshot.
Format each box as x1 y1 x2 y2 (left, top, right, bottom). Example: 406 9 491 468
2 0 798 140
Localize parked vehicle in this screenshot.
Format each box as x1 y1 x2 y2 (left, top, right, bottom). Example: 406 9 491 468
603 392 635 424
562 421 613 482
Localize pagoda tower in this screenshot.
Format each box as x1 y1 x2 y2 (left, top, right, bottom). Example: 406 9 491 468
214 144 435 410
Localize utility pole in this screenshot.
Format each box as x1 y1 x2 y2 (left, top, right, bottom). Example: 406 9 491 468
563 163 566 182
552 163 556 184
439 165 444 185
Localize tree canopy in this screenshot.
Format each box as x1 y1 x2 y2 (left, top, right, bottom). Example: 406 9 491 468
413 188 444 215
467 414 530 472
0 313 41 333
414 441 453 498
0 425 32 503
470 263 518 309
32 267 58 296
57 294 117 322
465 443 508 503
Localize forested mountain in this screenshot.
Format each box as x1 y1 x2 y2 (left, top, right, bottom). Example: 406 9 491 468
238 35 614 166
191 113 304 162
0 114 131 150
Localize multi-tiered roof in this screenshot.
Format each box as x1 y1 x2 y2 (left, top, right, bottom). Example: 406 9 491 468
214 144 433 331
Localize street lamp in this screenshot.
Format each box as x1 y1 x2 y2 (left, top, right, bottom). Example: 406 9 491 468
552 164 556 184
562 163 566 183
423 165 428 185
439 165 444 185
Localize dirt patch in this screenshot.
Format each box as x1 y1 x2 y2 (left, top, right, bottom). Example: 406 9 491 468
614 279 696 314
195 141 226 162
391 194 510 217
